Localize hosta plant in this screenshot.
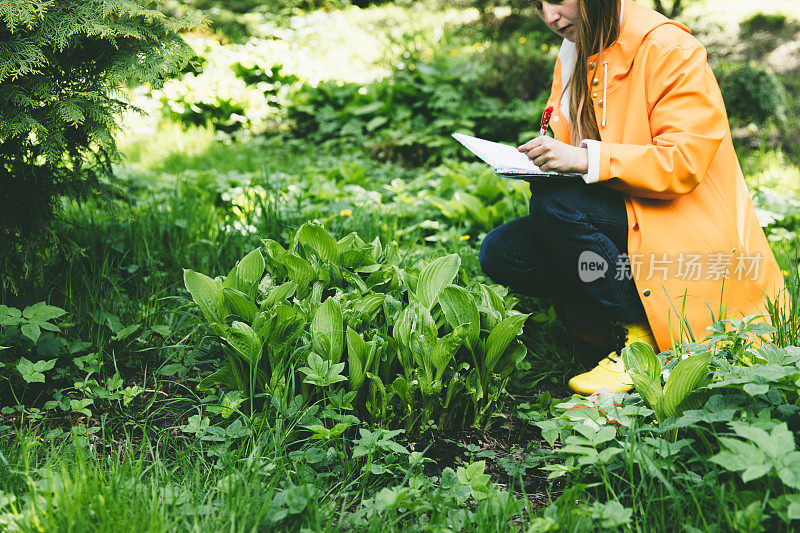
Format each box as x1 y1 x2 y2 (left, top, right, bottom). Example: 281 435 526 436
183 221 528 433
622 342 712 428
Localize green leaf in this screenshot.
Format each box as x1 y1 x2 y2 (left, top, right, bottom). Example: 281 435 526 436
415 254 461 309
198 365 236 391
224 248 265 298
662 351 712 418
16 357 56 383
484 313 529 373
22 302 66 322
69 399 93 416
346 326 368 390
312 298 344 363
0 305 23 326
226 321 262 365
112 323 140 342
299 352 348 387
283 254 316 298
439 285 480 351
184 269 225 328
627 369 665 420
20 323 40 343
261 281 297 309
296 222 339 263
222 287 258 323
431 325 467 381
392 376 414 406
621 341 661 381
495 339 527 378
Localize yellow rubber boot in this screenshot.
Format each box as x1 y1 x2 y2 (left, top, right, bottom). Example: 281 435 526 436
567 321 658 395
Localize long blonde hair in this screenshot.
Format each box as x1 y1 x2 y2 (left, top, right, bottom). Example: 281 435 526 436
567 0 620 145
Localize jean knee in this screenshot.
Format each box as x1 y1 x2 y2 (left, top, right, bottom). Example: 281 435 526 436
479 228 502 279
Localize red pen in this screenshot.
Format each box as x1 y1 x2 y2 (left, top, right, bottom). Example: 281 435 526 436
539 105 553 137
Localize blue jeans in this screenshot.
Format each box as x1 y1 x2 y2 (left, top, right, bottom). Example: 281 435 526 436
479 179 646 323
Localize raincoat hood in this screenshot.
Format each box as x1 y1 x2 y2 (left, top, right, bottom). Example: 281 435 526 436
556 0 692 126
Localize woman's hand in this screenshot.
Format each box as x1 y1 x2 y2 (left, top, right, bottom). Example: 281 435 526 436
518 136 589 174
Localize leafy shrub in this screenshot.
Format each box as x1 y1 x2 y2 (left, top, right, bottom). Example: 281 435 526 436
0 302 66 399
474 38 557 102
0 0 201 293
531 315 800 529
286 51 548 165
739 12 799 39
714 62 787 125
158 38 298 134
183 221 529 433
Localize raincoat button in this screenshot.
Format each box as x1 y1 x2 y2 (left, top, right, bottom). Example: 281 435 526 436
592 78 600 86
632 222 639 231
643 289 651 297
589 61 596 69
731 247 736 254
592 93 598 98
598 100 605 107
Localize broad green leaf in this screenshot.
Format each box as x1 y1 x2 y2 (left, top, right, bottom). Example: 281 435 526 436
431 325 467 381
223 287 258 323
22 302 66 322
198 365 235 391
355 293 385 321
283 254 316 298
439 285 480 351
662 351 712 418
392 376 414 406
184 269 225 328
262 281 297 309
477 284 507 319
628 369 665 420
621 342 661 381
16 357 56 383
224 248 265 297
336 232 365 255
415 254 461 309
346 326 368 390
20 323 41 343
409 304 438 370
485 314 529 373
456 192 492 230
312 298 343 363
299 353 348 387
495 339 527 378
112 323 140 342
296 222 339 263
226 321 262 365
0 305 23 326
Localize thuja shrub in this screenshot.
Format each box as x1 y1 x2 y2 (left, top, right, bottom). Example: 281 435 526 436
0 0 202 294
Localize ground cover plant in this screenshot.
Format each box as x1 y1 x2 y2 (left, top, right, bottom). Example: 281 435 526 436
2 1 800 531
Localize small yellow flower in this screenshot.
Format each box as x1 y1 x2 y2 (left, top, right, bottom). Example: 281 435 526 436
541 43 549 52
421 48 434 62
459 235 470 241
473 42 482 49
782 269 790 277
339 209 352 217
450 49 458 56
518 37 527 44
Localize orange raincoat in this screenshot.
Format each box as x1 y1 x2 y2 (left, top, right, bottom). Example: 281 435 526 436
544 0 787 351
